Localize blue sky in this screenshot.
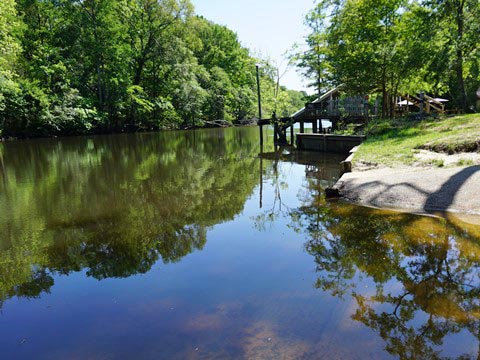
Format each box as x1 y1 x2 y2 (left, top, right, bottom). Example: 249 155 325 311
191 0 315 93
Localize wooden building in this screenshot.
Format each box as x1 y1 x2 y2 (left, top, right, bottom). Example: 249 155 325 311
259 85 369 145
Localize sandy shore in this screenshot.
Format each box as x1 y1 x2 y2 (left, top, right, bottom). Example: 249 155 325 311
336 165 480 223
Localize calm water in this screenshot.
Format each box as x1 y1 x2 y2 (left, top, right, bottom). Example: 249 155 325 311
0 127 478 359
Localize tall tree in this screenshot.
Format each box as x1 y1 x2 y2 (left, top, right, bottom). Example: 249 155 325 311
0 0 22 135
1 0 304 137
425 0 480 112
0 0 21 75
291 1 332 96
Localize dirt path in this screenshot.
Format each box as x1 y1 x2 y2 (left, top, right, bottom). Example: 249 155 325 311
336 165 480 220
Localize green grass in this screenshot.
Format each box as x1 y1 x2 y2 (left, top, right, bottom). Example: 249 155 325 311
354 114 480 167
457 159 474 166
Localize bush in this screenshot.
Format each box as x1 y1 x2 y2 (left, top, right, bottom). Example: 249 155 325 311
0 75 102 137
50 89 101 135
364 119 395 136
0 77 52 137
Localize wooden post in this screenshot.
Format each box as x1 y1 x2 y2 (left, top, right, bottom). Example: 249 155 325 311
259 155 263 209
300 119 304 133
256 65 263 146
364 95 369 119
312 119 318 133
290 125 294 145
420 91 425 115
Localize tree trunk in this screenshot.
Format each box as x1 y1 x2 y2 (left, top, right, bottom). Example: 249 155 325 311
381 62 388 118
455 0 468 112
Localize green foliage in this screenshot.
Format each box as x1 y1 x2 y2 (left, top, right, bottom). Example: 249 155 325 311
50 89 101 135
0 1 302 137
255 61 308 120
0 0 22 71
294 0 480 116
0 78 51 137
364 119 396 136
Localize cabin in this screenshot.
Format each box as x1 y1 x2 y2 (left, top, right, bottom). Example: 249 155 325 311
272 85 369 141
292 85 369 123
259 86 448 149
258 85 370 145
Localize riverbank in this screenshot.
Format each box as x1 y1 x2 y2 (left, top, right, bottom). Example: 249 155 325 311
0 119 257 142
354 113 480 168
334 114 480 222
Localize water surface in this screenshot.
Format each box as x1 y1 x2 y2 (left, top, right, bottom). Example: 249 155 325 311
0 127 478 359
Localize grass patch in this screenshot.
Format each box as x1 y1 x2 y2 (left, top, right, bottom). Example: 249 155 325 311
354 114 480 167
432 159 445 167
418 136 480 154
457 159 474 166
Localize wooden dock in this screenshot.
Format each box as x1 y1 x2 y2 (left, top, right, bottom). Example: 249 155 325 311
296 134 365 154
258 85 369 147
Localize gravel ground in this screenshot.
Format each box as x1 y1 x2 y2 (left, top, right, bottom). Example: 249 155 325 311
337 165 480 221
414 149 480 166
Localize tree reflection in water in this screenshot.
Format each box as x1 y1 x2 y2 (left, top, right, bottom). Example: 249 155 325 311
1 130 478 358
293 167 480 359
0 128 262 308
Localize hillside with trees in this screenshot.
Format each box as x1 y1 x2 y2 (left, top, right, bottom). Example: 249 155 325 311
0 0 305 138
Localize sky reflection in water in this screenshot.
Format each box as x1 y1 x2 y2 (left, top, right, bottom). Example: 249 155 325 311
0 127 478 359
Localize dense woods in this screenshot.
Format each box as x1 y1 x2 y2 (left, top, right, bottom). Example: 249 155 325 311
292 0 480 116
0 0 305 138
2 0 479 137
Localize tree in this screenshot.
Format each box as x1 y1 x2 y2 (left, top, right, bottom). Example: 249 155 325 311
1 0 304 137
297 0 480 115
0 0 22 135
0 0 21 75
424 0 480 112
291 1 332 95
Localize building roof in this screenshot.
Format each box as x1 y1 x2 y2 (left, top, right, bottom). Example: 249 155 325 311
290 85 345 118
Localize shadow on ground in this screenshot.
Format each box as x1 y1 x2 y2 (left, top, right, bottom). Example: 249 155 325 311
339 165 480 219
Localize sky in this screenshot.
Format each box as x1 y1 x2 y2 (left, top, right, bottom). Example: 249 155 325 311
190 0 315 93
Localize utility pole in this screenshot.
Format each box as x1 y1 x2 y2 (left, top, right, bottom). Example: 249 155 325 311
256 65 263 147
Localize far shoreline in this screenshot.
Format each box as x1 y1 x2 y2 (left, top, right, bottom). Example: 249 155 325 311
0 120 259 143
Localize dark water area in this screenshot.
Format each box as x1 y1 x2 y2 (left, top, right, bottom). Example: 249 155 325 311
0 127 478 359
